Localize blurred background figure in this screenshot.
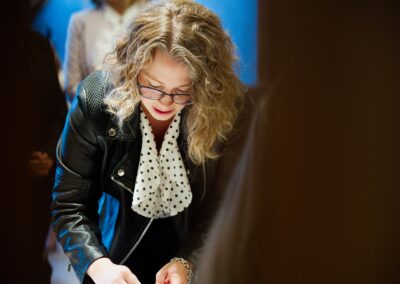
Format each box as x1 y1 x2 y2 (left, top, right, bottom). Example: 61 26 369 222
0 0 68 283
64 0 147 102
196 0 400 284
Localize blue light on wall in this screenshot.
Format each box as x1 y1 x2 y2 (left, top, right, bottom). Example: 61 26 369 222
32 0 258 85
196 0 258 85
32 0 93 61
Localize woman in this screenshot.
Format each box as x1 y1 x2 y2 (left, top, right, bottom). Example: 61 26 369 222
52 1 250 283
64 0 147 102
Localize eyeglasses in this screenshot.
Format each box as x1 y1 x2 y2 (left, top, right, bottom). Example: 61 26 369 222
137 83 193 105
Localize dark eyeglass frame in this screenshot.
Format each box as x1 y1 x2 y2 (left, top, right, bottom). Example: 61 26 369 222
137 83 193 105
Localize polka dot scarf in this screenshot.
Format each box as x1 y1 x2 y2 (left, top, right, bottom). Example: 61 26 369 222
131 109 193 218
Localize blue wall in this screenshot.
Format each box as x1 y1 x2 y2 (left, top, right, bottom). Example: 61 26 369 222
32 0 93 61
33 0 257 85
196 0 258 85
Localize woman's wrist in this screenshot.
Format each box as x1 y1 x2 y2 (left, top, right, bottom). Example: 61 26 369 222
87 257 112 278
170 257 193 283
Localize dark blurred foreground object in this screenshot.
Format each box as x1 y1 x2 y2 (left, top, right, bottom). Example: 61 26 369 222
0 1 67 283
197 0 400 283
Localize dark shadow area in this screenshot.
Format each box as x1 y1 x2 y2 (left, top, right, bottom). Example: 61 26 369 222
0 1 67 282
198 0 400 283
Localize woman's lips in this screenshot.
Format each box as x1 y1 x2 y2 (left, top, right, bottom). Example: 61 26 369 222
153 106 173 115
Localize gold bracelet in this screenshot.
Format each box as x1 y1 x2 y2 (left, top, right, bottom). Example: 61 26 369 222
170 257 193 283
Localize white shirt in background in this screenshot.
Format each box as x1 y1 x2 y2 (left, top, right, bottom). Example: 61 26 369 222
64 3 143 98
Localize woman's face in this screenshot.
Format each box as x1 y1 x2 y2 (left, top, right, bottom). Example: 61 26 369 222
137 49 192 122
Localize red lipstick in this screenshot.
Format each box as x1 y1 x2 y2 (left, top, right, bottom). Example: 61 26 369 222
153 106 173 115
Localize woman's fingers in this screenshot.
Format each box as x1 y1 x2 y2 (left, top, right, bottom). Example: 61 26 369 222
155 266 168 284
168 273 183 284
87 258 141 284
156 261 188 284
124 269 141 284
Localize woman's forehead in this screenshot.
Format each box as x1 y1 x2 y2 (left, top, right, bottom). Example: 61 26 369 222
139 49 192 87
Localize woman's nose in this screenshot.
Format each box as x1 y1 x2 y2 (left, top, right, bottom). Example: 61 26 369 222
160 94 174 105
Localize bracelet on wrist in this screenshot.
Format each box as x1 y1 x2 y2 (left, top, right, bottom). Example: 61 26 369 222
170 257 193 283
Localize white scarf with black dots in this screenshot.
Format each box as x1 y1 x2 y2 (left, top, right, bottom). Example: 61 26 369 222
131 109 192 218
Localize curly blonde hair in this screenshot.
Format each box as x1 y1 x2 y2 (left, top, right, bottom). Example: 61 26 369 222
104 0 245 165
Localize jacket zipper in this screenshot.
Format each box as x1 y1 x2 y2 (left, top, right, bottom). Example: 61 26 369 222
110 175 154 265
119 217 154 265
111 175 133 194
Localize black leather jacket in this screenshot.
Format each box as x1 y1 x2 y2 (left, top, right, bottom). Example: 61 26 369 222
51 72 250 283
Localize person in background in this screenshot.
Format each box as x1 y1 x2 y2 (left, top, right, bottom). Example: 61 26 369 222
64 0 147 102
0 0 68 282
52 1 252 283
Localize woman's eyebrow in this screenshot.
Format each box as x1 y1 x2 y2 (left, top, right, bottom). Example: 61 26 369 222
176 83 193 88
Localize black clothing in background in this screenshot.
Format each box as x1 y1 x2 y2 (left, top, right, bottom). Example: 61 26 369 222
1 23 67 284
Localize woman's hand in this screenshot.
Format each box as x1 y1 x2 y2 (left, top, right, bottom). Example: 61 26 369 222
87 257 141 284
155 259 192 284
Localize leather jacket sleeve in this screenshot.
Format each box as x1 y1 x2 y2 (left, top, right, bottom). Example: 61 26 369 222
51 83 106 283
